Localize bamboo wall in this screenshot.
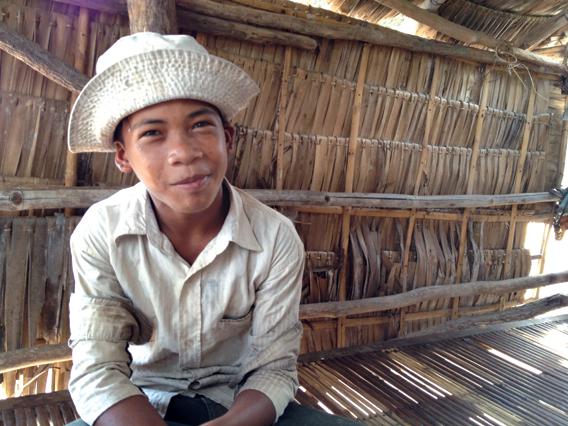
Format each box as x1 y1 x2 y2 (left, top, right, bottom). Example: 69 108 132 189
0 0 566 397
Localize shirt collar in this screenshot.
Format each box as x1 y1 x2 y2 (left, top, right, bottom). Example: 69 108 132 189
112 180 262 252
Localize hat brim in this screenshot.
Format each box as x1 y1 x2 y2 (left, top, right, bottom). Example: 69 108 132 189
68 49 260 153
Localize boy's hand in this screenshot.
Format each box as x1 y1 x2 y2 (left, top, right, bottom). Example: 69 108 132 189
94 395 167 426
202 390 276 426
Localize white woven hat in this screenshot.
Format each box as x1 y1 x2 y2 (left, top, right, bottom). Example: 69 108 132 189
68 32 260 153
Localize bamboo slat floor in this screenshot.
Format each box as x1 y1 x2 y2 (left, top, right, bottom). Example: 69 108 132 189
0 315 566 425
297 315 568 425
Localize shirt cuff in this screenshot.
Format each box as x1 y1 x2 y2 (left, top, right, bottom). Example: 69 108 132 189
237 371 296 422
71 384 144 425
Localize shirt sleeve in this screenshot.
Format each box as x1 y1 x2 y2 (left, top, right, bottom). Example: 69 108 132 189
68 220 147 425
235 219 305 422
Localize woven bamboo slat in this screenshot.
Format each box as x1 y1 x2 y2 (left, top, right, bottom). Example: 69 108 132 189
296 316 568 424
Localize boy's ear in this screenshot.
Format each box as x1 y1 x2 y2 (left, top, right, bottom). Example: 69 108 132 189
224 125 235 152
114 141 133 173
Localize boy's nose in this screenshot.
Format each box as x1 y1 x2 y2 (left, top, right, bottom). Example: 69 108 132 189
167 134 203 165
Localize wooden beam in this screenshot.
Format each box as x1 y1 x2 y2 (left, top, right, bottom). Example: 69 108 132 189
178 11 317 50
0 344 71 374
126 0 178 33
53 0 566 76
299 270 568 319
0 188 557 211
406 294 568 338
0 22 88 93
375 0 567 75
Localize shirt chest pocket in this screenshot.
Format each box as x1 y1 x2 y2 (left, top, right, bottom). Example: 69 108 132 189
201 310 253 366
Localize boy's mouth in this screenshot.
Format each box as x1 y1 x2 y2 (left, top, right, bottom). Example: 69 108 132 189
172 174 211 190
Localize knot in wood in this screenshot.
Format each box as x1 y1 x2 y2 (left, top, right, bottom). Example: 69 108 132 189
9 191 23 205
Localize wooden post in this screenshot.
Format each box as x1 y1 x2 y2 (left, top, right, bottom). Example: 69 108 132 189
451 68 491 319
336 44 370 348
276 47 293 190
64 8 90 217
126 0 178 33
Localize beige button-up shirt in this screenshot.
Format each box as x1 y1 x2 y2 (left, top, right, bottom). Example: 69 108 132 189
68 182 304 425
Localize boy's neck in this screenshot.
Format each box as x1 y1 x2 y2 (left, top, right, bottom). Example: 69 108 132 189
149 185 230 264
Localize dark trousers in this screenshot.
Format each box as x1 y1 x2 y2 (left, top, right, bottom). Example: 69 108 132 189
67 394 363 425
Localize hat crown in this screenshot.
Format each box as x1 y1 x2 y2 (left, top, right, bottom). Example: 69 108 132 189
96 32 209 74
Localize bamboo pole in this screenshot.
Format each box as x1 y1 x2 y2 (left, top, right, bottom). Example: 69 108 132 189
276 47 293 190
299 270 568 319
375 0 567 74
53 0 567 76
0 188 557 212
64 8 90 217
451 68 491 319
337 44 370 348
0 22 88 93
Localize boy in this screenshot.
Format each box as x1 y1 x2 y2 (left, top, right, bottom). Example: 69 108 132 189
67 33 361 426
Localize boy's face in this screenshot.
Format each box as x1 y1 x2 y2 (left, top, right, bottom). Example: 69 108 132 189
114 99 234 218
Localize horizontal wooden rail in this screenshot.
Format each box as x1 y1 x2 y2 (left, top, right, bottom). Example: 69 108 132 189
299 271 568 319
0 390 72 410
0 187 557 211
0 344 71 374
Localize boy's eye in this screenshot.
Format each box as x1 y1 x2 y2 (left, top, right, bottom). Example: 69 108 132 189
141 129 161 138
192 120 213 129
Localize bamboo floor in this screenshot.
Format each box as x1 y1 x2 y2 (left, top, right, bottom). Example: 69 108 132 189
0 316 566 425
297 315 568 425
